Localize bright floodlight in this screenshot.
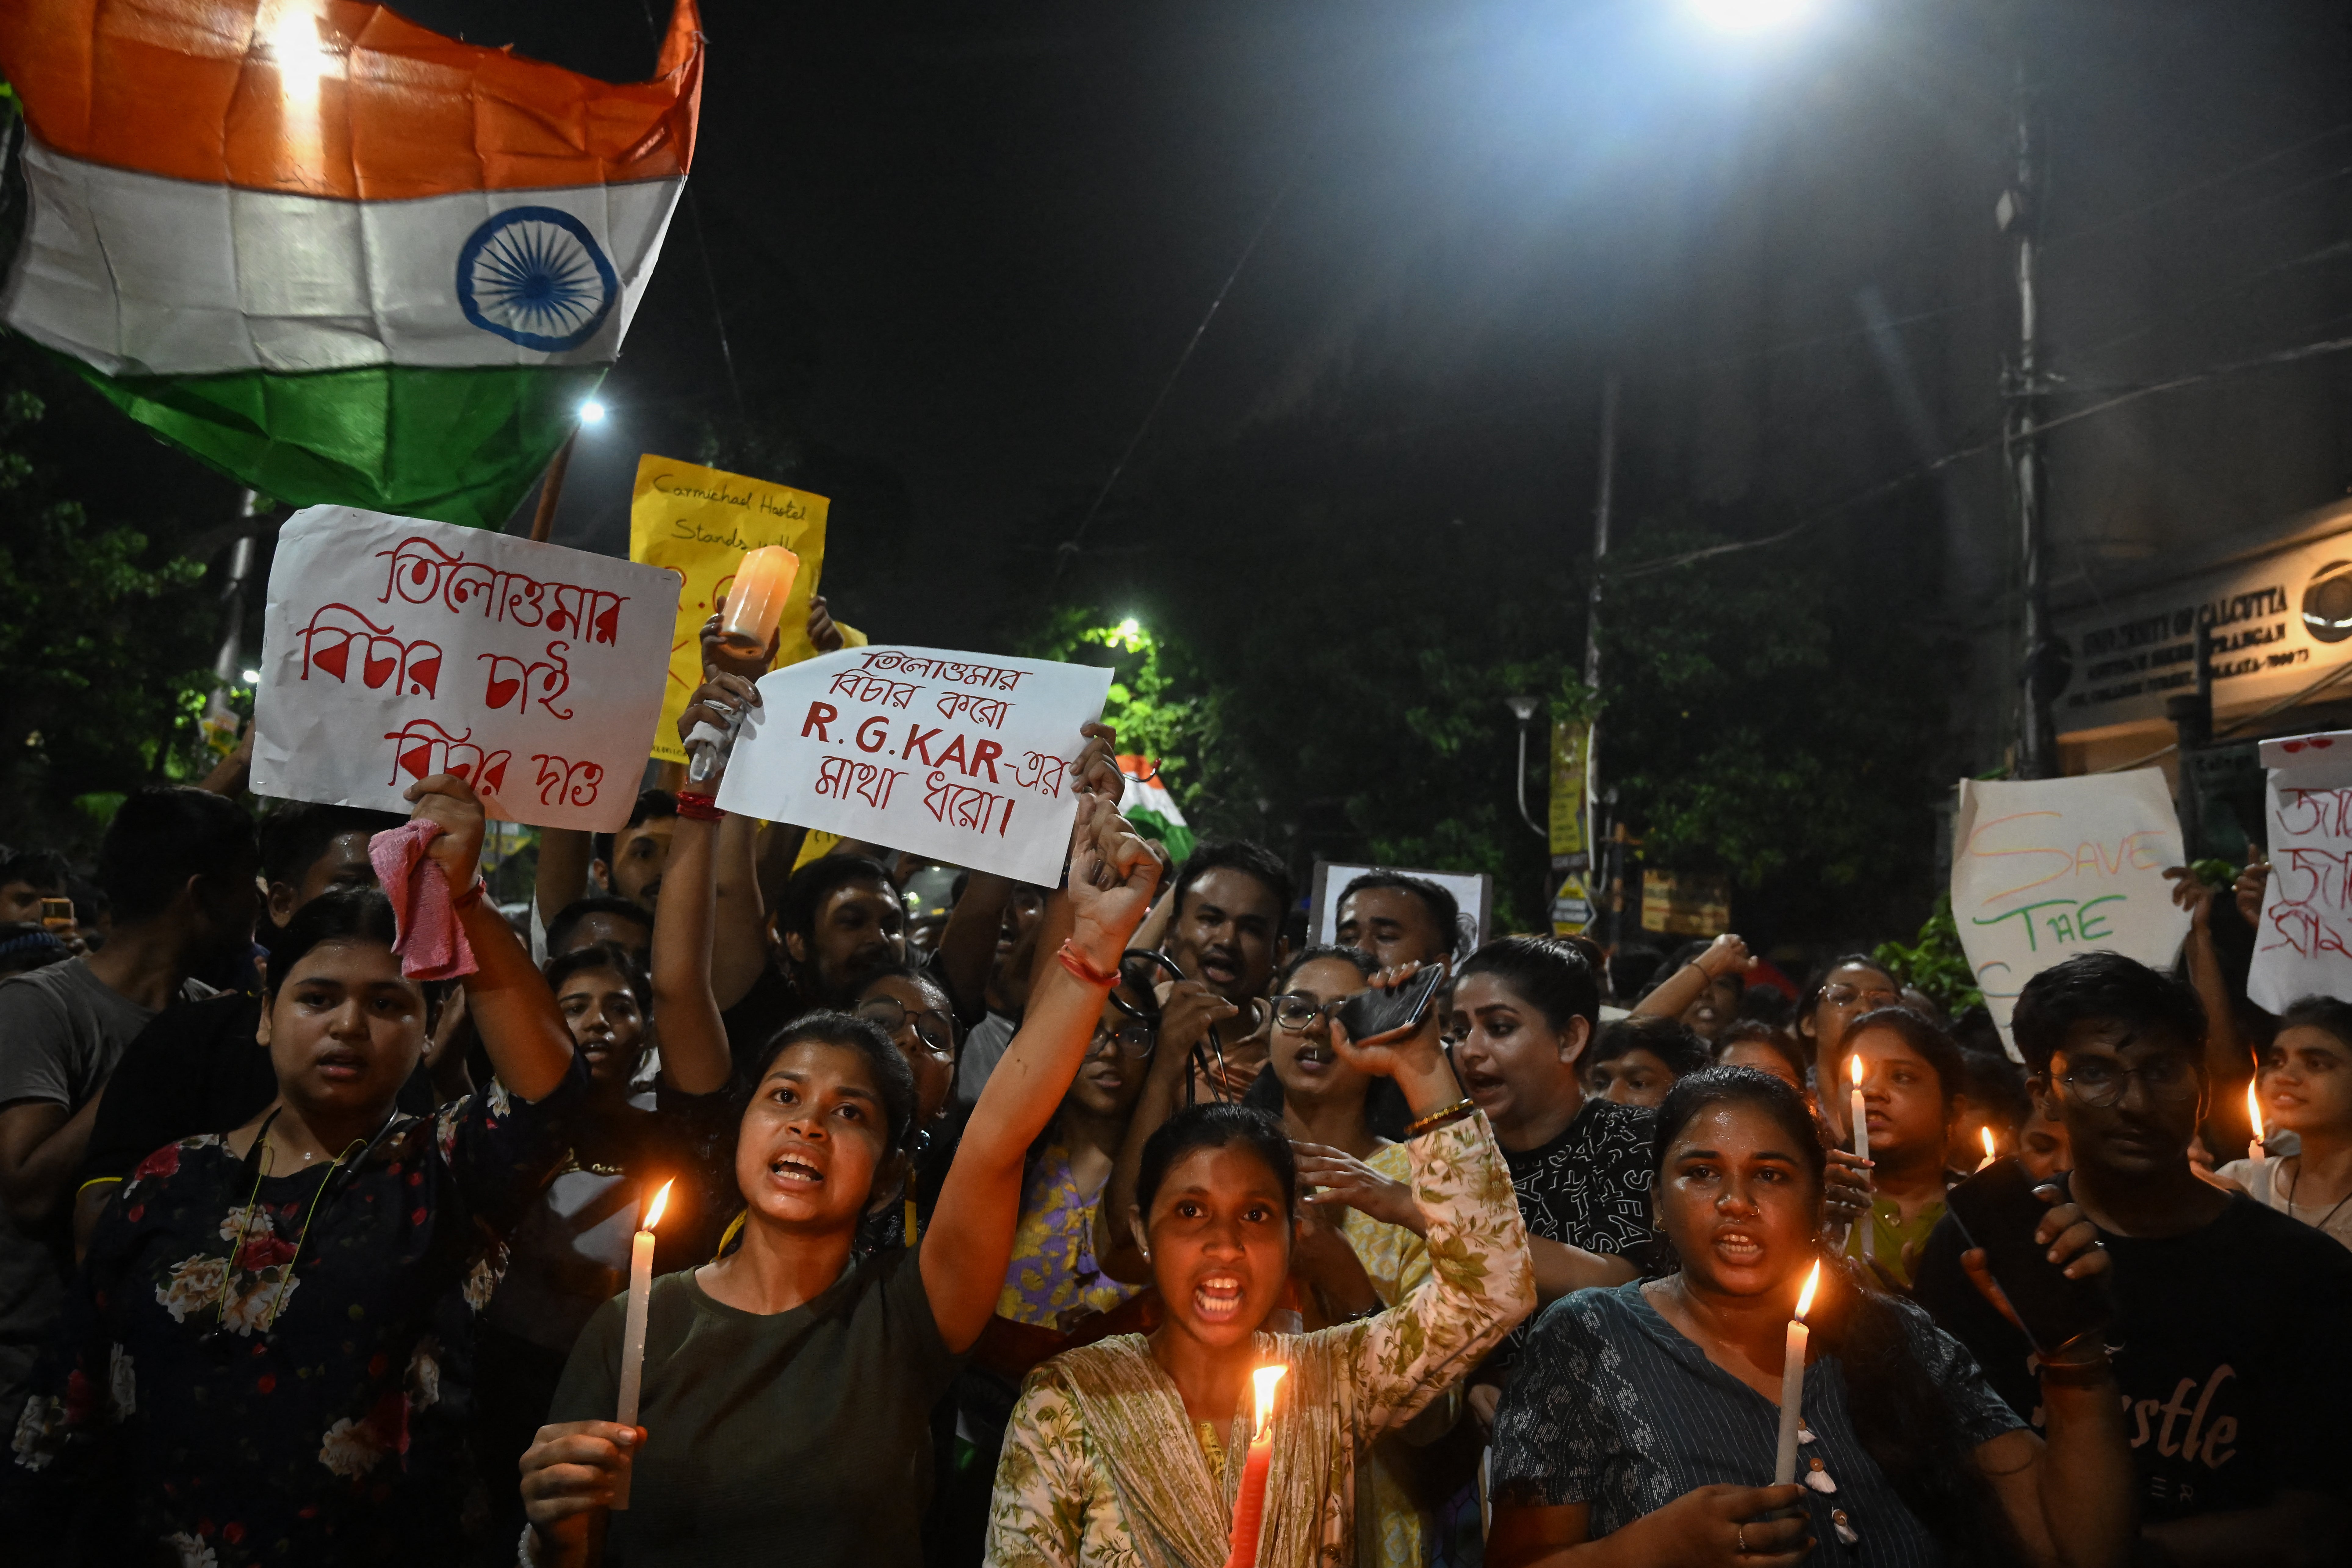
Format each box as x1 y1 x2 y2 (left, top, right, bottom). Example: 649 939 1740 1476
579 398 608 424
240 668 262 684
1115 617 1142 640
1688 0 1814 31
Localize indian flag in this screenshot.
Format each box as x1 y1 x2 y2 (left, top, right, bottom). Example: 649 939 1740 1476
1118 754 1196 864
0 0 702 528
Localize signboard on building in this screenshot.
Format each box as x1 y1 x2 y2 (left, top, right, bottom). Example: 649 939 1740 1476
2052 504 2352 736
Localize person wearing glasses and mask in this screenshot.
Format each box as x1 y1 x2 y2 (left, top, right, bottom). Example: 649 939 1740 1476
852 964 965 1256
1914 951 2352 1567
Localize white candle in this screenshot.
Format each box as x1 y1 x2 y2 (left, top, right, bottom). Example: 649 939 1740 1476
1976 1127 1997 1173
1848 1055 1873 1263
2246 1078 2265 1165
1772 1261 1823 1487
611 1179 672 1511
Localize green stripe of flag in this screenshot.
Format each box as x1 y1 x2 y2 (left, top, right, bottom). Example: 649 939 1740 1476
70 359 608 530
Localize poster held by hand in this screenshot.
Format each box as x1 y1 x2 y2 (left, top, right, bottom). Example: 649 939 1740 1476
251 508 679 831
1950 769 2191 1056
2246 730 2352 1012
715 647 1115 885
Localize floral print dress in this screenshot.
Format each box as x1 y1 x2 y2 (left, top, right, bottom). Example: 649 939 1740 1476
7 1063 583 1566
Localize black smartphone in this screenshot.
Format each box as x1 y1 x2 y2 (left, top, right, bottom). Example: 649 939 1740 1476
1942 1159 2112 1354
1335 963 1447 1045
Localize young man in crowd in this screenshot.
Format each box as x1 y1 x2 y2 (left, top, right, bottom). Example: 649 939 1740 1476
545 895 656 963
1914 951 2352 1567
944 878 1049 1108
529 789 680 960
66 802 412 1257
1156 839 1291 1098
0 851 71 929
1334 868 1459 968
0 788 259 1430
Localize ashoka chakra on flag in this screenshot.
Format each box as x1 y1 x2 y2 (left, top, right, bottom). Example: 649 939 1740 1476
0 0 705 529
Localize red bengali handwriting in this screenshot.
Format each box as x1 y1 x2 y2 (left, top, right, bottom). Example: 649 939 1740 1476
936 692 1012 729
855 650 1024 692
532 753 604 809
828 671 921 708
2262 790 2352 961
299 603 442 698
1012 751 1069 799
384 717 511 796
814 756 908 810
376 535 627 647
924 770 1014 837
479 640 574 720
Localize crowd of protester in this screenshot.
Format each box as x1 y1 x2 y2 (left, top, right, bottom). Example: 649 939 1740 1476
0 607 2347 1568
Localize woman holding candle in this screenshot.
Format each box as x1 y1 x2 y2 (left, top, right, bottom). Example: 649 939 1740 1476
5 775 585 1566
2213 997 2352 1250
1797 955 1904 1100
1827 1007 1972 1291
516 669 1150 1568
1486 1066 2134 1568
983 966 1538 1568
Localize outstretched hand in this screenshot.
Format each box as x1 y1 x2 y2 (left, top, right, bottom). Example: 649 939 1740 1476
699 602 780 683
403 773 486 892
1327 962 1444 1081
677 670 762 785
1066 793 1160 969
1073 720 1124 802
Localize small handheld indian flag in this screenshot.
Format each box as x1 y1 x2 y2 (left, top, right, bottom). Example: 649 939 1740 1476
1118 754 1196 863
0 0 704 528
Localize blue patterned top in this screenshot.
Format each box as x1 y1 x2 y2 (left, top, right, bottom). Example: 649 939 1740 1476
1490 1279 2022 1567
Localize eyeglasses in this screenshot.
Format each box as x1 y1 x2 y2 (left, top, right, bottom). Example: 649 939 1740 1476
856 997 956 1058
1090 1020 1157 1058
1823 984 1900 1011
2058 1056 2199 1108
1272 992 1347 1033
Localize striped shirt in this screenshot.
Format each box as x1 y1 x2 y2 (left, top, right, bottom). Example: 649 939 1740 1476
1492 1280 2022 1567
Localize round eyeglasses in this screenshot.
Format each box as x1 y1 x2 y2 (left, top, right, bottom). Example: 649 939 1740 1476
855 997 956 1058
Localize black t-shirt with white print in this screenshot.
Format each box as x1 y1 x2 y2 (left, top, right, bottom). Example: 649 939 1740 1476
1914 1184 2352 1521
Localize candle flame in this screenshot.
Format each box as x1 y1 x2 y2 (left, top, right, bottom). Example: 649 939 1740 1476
1795 1260 1822 1320
1849 1052 1866 1087
2247 1078 2263 1144
1252 1364 1288 1440
1981 1127 1997 1162
642 1179 674 1232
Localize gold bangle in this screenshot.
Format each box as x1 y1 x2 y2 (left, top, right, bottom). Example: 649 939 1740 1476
1405 1097 1478 1139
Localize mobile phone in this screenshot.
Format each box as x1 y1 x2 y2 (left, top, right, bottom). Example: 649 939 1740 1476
1943 1159 2112 1355
38 898 73 933
1336 963 1447 1045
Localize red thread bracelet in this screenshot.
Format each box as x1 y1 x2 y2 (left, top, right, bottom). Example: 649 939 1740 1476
674 791 723 822
452 877 486 910
1056 939 1120 987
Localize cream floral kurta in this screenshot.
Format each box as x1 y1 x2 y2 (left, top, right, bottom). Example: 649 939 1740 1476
985 1113 1535 1568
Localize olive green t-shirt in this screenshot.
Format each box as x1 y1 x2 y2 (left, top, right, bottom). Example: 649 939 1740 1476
550 1246 961 1567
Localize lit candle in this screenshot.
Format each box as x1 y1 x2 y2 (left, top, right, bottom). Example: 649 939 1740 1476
611 1178 672 1511
2246 1077 2265 1165
1223 1364 1288 1568
717 546 799 655
1976 1126 1997 1173
1773 1261 1823 1487
1849 1054 1873 1263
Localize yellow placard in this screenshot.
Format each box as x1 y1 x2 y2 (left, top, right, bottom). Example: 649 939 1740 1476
629 455 832 763
1548 720 1590 865
1639 871 1731 937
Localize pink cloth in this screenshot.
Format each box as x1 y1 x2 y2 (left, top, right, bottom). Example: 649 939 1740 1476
367 820 478 981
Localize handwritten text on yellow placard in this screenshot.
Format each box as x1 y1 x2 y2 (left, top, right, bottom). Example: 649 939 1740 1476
629 455 831 764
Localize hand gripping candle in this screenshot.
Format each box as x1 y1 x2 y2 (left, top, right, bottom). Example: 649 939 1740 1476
1772 1261 1824 1487
1848 1055 1874 1264
1224 1364 1288 1568
612 1179 672 1510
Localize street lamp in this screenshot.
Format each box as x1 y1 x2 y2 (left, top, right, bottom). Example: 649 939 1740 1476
578 398 608 424
1506 696 1546 840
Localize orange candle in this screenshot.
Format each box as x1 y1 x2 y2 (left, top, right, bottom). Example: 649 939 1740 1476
718 546 799 655
1223 1365 1286 1568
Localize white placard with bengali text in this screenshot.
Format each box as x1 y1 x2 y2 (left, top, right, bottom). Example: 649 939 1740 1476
1951 769 2191 1055
2248 729 2352 1012
253 508 679 831
717 646 1115 884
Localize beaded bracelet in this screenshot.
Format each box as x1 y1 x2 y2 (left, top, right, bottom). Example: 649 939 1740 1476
674 790 724 822
1404 1097 1478 1139
1056 938 1121 986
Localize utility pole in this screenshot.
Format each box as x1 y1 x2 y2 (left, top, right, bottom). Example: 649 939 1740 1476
1584 372 1619 949
2002 44 2056 779
203 489 261 741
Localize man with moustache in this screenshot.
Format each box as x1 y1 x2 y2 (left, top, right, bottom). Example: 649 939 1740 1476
1156 840 1291 1101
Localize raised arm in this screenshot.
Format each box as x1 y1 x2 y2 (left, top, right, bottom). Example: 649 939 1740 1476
935 868 1019 1023
1326 983 1537 1434
2167 867 2248 1124
1630 933 1750 1022
921 793 1160 1353
647 672 761 1095
533 828 595 932
407 775 574 1103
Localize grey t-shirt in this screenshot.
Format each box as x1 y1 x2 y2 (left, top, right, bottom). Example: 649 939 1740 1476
952 1010 1018 1108
0 958 160 1425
